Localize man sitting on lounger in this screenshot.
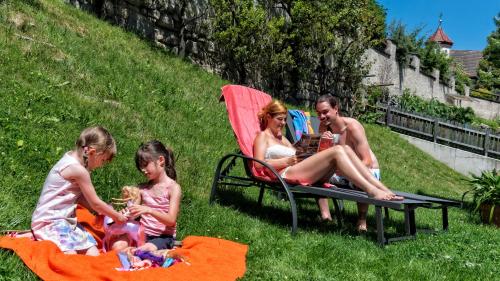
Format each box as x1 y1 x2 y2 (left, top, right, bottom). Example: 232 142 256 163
316 94 387 232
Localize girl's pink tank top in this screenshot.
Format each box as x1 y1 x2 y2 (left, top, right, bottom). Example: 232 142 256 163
139 178 177 237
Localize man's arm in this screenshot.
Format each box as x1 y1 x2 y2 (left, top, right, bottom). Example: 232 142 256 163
348 121 373 168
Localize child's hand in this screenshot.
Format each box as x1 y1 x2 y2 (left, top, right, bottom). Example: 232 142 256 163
128 204 152 217
115 213 128 223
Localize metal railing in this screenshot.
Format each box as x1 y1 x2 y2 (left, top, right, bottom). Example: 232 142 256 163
376 105 500 159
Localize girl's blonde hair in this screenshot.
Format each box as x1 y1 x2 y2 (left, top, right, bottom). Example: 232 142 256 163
257 100 287 130
75 126 117 160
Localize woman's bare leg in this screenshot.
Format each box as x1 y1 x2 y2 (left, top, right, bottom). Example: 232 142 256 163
342 146 402 199
286 146 395 200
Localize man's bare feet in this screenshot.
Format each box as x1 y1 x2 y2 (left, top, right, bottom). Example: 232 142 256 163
320 216 333 222
356 219 368 232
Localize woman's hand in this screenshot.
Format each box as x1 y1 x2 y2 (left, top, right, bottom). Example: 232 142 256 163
128 204 152 218
286 155 299 166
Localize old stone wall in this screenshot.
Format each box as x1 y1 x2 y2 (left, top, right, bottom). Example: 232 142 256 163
67 0 500 119
67 0 213 67
364 40 500 119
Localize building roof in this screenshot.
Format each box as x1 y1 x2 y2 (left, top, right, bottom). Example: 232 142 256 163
429 26 453 46
450 50 483 78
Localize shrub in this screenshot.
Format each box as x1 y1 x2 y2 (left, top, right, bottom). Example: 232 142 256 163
463 169 500 223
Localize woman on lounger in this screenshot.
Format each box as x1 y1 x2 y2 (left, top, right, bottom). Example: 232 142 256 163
253 100 403 206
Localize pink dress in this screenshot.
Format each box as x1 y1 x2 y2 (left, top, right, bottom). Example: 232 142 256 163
31 153 96 252
139 177 177 237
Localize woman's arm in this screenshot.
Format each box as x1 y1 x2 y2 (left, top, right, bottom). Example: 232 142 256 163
61 164 127 223
128 184 182 227
253 132 297 171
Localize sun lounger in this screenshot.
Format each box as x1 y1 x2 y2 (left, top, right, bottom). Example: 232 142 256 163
210 84 459 245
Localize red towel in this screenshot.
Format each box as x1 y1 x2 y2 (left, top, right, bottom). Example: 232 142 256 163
220 84 272 158
0 207 248 281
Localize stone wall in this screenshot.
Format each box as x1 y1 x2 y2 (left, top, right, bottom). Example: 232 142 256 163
67 0 500 119
364 40 454 103
363 40 500 120
399 134 500 176
67 0 213 67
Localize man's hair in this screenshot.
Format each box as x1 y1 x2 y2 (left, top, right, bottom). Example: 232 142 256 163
316 95 339 109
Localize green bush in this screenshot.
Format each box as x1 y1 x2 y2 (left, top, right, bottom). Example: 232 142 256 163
464 169 500 223
394 89 475 124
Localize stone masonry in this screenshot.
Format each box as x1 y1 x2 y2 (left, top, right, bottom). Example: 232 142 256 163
67 0 500 119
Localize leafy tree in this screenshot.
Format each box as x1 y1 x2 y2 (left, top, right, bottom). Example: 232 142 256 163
209 0 385 114
386 21 424 67
477 13 500 92
289 0 385 113
419 41 453 81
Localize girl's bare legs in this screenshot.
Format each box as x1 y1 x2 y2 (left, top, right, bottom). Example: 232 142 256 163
111 238 130 252
85 246 100 256
286 146 396 200
136 242 158 252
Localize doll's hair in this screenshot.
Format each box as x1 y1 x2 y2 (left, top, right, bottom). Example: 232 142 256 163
257 100 287 130
75 126 117 164
135 140 177 181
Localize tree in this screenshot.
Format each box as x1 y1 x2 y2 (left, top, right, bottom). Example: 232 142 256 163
209 0 385 114
477 13 500 92
419 41 453 81
386 21 424 67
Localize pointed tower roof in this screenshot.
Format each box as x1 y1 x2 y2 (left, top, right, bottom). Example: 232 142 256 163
429 18 453 46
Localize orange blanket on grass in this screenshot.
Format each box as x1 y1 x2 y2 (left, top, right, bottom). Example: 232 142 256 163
0 207 248 281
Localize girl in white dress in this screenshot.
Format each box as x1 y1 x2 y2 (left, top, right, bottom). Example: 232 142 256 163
30 126 127 256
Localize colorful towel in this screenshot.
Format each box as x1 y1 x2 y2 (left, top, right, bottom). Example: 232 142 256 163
0 207 248 281
303 112 315 134
288 110 308 141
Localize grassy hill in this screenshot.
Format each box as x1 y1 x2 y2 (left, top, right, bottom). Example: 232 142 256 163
0 1 498 280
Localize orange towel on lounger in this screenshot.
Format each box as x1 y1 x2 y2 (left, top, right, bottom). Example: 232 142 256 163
0 207 248 281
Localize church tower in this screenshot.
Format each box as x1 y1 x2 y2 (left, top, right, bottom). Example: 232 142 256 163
429 17 453 56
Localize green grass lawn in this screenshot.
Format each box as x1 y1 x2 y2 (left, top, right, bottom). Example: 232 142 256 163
0 1 499 280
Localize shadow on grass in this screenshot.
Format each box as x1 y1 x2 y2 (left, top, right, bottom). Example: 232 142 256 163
212 187 425 244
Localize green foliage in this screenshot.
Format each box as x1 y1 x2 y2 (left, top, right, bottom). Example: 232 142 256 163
464 169 500 222
386 20 424 66
209 0 386 114
359 86 386 123
470 87 495 101
454 63 472 94
387 21 465 88
477 13 500 91
394 89 475 124
419 41 453 82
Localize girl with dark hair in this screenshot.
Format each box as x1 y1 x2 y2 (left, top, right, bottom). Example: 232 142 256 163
112 140 182 252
